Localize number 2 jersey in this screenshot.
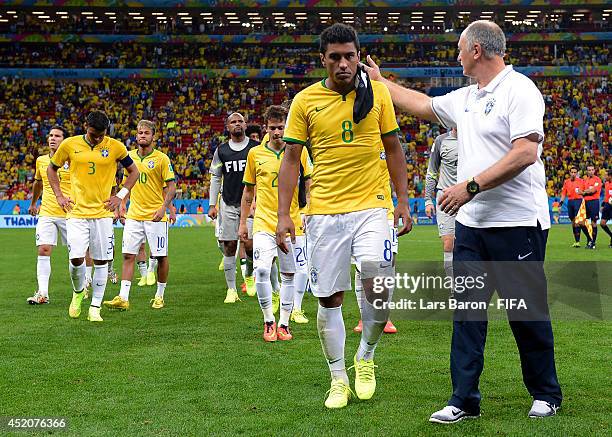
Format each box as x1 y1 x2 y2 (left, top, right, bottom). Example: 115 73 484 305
283 78 400 215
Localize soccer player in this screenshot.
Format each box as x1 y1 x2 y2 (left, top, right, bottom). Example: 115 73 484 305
582 164 602 249
276 24 411 409
600 170 612 248
245 124 262 143
240 105 312 341
48 110 139 322
559 166 585 247
26 125 70 304
365 20 563 420
104 120 176 310
208 113 259 303
425 128 458 277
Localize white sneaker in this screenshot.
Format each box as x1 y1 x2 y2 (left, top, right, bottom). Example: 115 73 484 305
528 400 559 418
429 406 480 424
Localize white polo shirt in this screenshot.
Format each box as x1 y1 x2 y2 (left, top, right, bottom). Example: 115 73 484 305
431 65 551 230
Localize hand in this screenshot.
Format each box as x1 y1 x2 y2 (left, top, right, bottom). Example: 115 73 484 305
119 204 127 225
28 204 39 216
395 201 413 236
249 202 256 218
276 213 295 254
56 195 74 212
169 207 176 225
151 207 165 222
208 205 217 220
360 55 383 81
425 204 435 218
439 181 473 215
238 222 249 243
104 195 122 212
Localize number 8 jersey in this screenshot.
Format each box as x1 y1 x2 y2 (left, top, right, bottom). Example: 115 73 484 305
283 79 400 215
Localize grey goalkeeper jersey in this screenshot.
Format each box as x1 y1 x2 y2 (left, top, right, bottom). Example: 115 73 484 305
425 132 458 207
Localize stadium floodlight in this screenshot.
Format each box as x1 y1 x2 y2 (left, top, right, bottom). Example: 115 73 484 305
95 20 102 23
433 20 445 23
32 11 45 15
200 12 212 15
59 16 69 19
178 13 190 16
128 12 141 15
156 17 167 20
0 19 8 22
411 12 423 15
133 17 144 20
6 11 16 14
38 15 50 18
529 10 541 13
572 13 584 16
81 12 94 15
412 20 422 23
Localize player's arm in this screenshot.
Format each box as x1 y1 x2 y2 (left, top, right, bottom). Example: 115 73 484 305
47 165 73 212
28 178 43 216
276 142 302 252
424 140 441 217
105 156 138 216
152 180 177 223
239 185 255 243
208 148 223 219
559 181 568 204
382 133 411 236
362 55 437 122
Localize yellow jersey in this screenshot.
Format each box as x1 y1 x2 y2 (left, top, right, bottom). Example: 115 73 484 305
378 145 395 221
35 154 71 218
284 79 400 215
125 149 175 222
51 135 129 219
260 133 269 147
243 144 312 236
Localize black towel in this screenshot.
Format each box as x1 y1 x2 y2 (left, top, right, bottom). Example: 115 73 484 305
353 65 374 124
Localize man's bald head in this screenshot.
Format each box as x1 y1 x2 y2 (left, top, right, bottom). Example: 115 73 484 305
226 112 247 140
462 20 506 60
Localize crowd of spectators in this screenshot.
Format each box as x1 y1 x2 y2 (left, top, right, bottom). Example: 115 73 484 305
0 12 608 36
0 77 609 202
1 43 608 69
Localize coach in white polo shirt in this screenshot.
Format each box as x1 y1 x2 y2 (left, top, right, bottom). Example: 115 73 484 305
364 20 562 423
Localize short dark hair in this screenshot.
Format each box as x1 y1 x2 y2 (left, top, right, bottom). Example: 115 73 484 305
319 23 360 54
86 110 110 132
245 124 262 138
570 166 578 171
264 105 288 123
50 125 69 139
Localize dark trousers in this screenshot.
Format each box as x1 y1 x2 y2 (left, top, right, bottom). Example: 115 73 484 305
448 222 562 414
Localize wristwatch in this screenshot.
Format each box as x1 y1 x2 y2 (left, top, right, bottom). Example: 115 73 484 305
466 177 480 196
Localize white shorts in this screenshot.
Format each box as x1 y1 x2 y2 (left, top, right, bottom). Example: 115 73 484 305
388 219 399 254
67 217 114 261
253 232 296 274
436 191 456 237
122 219 169 257
305 208 392 297
294 235 307 273
36 216 67 246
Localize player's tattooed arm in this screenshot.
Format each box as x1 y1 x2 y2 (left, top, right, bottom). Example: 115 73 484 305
382 133 412 236
276 142 303 252
153 180 177 223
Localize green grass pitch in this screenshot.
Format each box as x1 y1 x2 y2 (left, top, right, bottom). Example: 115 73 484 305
0 225 610 436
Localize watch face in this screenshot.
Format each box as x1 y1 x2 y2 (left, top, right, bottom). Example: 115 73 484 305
467 182 478 194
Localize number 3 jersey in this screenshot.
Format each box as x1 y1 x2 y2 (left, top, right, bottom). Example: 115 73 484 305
51 135 128 219
124 149 175 222
243 144 313 236
283 78 400 215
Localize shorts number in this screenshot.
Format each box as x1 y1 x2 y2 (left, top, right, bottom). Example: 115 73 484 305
383 240 392 262
139 173 147 184
107 235 114 255
88 161 96 175
157 236 166 250
341 120 354 143
392 228 398 245
271 171 278 188
295 247 306 267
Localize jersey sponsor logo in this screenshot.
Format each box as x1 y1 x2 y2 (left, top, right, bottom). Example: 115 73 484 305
147 160 155 169
484 97 496 115
101 149 109 158
224 160 247 173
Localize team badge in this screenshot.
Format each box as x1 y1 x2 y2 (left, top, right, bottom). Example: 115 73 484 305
101 149 109 158
148 160 155 169
484 97 496 115
254 249 260 260
63 162 69 170
379 151 386 160
310 267 319 285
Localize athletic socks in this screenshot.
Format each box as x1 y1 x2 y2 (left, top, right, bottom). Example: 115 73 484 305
148 257 158 274
255 266 274 323
156 282 166 299
119 280 131 301
573 226 581 242
293 271 308 312
592 226 598 243
270 262 280 291
85 265 93 283
223 255 237 290
91 263 108 308
601 224 612 239
69 260 86 292
36 255 51 297
137 261 147 277
317 305 348 384
279 273 295 326
443 251 454 279
240 258 248 280
354 269 363 313
581 225 592 243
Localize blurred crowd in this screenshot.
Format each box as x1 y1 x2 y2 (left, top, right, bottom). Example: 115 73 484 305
0 77 609 202
1 43 608 69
